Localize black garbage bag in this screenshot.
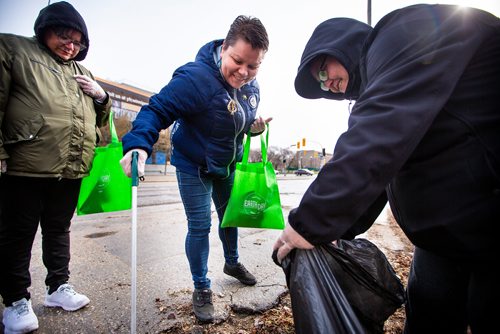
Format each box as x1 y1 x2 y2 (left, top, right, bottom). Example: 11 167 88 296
274 238 405 334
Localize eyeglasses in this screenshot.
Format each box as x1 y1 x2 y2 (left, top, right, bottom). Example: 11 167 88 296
55 32 87 51
318 56 330 91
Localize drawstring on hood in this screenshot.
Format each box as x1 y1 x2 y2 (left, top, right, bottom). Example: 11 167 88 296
34 1 89 61
294 18 372 101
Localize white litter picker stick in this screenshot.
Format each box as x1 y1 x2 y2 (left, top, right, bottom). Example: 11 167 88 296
130 151 141 334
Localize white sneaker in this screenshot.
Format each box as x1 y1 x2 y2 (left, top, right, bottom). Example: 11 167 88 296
44 283 90 311
2 298 39 334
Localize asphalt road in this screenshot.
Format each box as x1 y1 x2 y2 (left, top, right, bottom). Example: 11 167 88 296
0 170 318 334
0 166 405 334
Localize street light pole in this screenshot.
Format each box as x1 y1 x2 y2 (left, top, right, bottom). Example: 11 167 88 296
367 0 372 26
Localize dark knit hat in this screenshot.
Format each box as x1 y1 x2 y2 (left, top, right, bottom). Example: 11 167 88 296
34 1 89 61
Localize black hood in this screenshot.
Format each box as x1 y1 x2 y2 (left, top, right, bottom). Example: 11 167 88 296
295 18 372 101
34 1 89 61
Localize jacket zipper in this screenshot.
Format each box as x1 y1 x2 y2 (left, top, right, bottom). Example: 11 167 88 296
226 89 246 177
29 58 61 75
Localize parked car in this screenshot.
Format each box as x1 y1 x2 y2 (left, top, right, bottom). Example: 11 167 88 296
294 168 314 176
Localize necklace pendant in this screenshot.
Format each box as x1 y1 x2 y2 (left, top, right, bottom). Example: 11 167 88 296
227 99 237 115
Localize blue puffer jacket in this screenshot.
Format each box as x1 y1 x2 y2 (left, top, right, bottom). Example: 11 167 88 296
122 39 260 179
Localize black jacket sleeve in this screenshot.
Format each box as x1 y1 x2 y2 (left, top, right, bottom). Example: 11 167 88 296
340 190 387 240
289 5 495 245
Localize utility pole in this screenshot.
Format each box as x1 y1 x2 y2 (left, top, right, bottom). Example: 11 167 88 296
367 0 372 26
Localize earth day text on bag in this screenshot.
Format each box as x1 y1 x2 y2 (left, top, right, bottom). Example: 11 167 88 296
221 125 285 230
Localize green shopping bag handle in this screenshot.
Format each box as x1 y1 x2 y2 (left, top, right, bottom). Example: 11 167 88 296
242 124 269 165
109 110 119 144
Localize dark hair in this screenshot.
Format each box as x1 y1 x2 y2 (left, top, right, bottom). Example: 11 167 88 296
51 26 75 36
223 15 269 52
49 26 87 46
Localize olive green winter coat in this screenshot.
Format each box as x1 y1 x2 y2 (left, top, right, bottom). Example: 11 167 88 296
0 33 111 179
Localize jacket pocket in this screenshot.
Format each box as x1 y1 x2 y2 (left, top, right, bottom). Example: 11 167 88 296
3 113 44 144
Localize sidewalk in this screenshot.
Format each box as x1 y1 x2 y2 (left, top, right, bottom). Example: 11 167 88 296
143 163 176 182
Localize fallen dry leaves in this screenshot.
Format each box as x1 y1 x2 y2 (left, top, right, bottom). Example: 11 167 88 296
157 210 414 333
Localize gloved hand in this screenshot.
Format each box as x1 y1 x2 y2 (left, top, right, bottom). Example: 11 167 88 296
74 74 107 101
120 149 147 178
273 223 314 263
250 116 273 133
0 159 7 175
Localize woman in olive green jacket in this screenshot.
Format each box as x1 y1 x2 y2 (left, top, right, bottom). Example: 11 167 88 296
0 2 111 333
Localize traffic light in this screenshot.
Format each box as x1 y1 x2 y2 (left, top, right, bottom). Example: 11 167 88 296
322 148 326 157
297 141 300 149
302 138 306 147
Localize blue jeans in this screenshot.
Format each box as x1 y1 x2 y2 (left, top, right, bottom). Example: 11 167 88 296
176 170 238 289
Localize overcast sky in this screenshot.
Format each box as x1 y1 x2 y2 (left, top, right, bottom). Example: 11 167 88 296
1 0 499 153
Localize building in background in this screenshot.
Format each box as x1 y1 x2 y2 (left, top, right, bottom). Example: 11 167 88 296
96 78 171 165
290 150 332 170
97 77 152 122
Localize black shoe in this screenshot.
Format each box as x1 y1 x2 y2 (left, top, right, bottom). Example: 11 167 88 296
192 288 214 323
223 262 257 286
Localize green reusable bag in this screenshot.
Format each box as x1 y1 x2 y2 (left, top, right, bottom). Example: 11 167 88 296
76 112 132 215
221 125 285 230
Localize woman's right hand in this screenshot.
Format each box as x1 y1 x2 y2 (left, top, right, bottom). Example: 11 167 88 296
273 223 314 263
120 149 147 177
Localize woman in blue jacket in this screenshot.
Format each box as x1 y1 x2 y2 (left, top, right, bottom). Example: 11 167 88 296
274 4 499 333
120 15 270 322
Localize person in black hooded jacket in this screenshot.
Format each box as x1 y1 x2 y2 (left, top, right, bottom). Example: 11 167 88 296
273 4 500 333
0 2 111 333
